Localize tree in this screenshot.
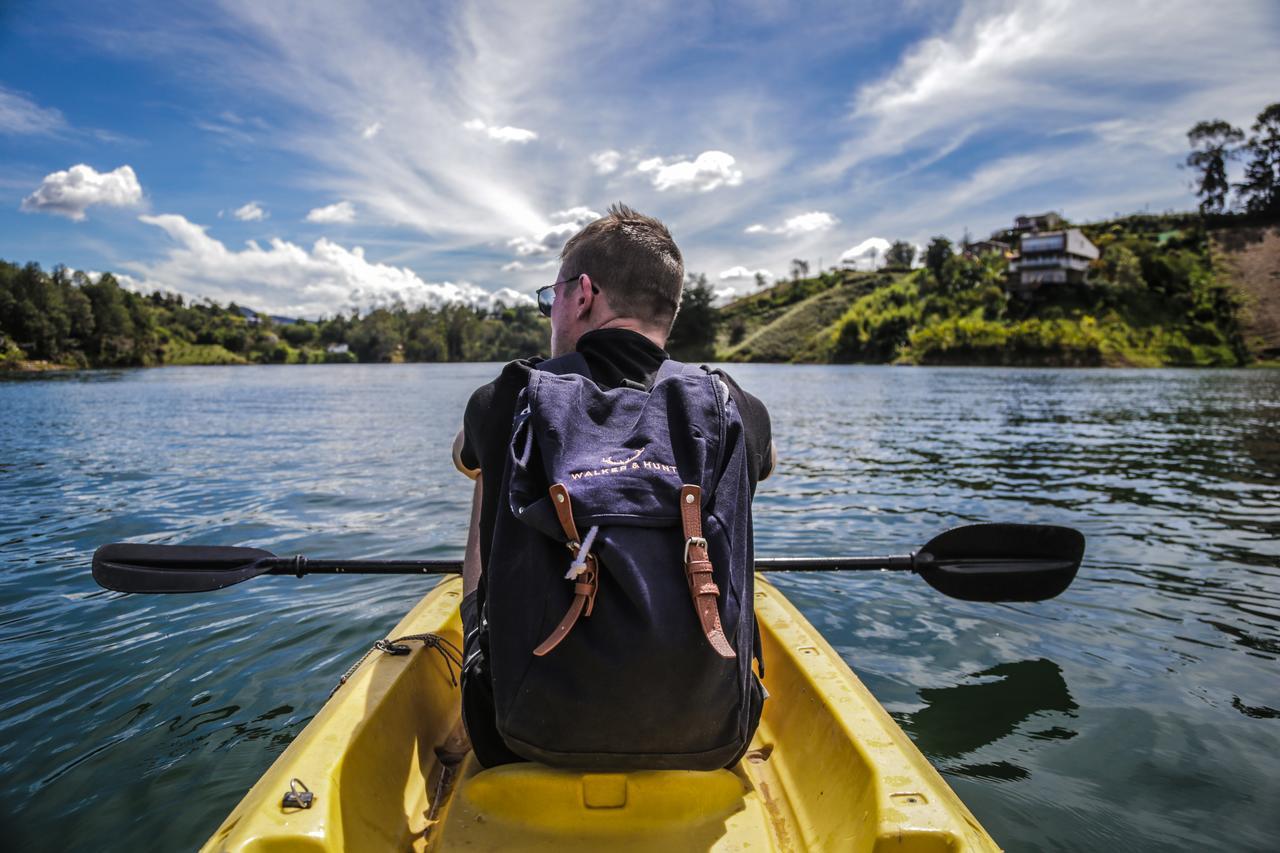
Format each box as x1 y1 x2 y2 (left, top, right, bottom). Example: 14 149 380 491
1235 103 1280 215
1186 119 1243 214
867 246 880 269
754 271 769 291
924 236 953 283
885 241 916 270
789 259 809 282
666 273 719 360
1106 244 1145 289
349 308 402 362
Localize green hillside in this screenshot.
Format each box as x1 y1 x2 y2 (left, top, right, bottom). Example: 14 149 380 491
717 214 1267 367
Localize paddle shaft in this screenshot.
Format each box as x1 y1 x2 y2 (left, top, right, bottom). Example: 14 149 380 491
255 554 924 576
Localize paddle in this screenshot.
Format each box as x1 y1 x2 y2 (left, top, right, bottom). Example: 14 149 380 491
92 522 1083 603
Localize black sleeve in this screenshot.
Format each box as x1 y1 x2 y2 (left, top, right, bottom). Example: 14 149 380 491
460 380 497 472
712 369 774 488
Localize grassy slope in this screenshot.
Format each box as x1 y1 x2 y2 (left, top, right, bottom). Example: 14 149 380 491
717 271 886 362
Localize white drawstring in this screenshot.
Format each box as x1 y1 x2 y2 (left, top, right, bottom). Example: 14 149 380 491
565 525 599 579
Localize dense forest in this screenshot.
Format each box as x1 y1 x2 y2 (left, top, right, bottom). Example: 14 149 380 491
0 261 720 369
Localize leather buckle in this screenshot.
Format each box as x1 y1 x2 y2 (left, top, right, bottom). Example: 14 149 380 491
683 536 708 563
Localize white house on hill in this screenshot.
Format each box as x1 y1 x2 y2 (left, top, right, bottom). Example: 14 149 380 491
1008 228 1099 291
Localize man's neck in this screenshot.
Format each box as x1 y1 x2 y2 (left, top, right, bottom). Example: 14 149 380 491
587 316 666 351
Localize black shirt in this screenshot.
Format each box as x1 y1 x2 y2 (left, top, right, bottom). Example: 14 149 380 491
460 328 772 571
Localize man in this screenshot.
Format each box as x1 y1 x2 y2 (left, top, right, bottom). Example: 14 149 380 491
453 203 774 765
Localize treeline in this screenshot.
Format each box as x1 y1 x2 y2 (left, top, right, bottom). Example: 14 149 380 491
0 260 720 369
0 260 550 368
1185 102 1280 216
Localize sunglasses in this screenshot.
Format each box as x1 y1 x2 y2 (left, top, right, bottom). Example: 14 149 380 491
535 274 598 318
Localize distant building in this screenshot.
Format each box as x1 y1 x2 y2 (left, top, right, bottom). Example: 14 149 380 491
1011 212 1063 234
1008 228 1100 291
964 239 1010 258
326 343 350 355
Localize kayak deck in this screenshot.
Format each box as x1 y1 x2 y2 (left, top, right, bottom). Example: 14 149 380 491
201 576 999 851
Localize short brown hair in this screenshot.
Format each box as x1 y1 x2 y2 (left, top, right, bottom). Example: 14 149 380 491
560 203 684 329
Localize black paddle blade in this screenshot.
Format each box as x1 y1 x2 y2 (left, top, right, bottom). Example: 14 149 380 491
92 543 277 593
916 523 1085 602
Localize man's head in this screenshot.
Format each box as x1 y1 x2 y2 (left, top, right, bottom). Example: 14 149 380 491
546 203 684 356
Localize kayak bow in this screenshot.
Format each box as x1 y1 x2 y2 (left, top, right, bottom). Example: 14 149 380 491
201 576 1000 852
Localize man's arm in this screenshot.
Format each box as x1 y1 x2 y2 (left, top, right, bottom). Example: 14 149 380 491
453 428 480 480
463 474 483 596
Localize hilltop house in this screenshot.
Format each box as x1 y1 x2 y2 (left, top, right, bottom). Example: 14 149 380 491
1008 227 1100 292
1011 212 1063 234
963 238 1011 258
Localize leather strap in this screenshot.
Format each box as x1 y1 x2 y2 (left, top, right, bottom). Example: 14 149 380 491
533 484 599 656
680 484 736 659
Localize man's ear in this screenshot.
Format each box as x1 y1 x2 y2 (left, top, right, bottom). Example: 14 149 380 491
577 273 596 317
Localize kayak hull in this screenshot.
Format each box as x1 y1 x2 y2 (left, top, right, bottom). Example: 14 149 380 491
201 576 999 851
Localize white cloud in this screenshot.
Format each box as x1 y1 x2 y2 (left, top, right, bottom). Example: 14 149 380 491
233 201 267 221
21 164 143 221
361 121 382 140
636 150 743 192
1 86 65 136
463 118 538 144
839 237 892 269
718 265 773 281
507 206 600 256
129 213 530 317
305 200 356 223
501 259 557 273
837 0 1280 173
744 210 838 237
591 149 622 175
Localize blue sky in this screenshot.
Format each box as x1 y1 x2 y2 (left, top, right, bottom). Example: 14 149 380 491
2 0 1277 316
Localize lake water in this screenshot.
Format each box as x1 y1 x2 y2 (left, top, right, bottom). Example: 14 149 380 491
1 364 1278 851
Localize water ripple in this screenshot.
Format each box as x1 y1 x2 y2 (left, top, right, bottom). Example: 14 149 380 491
1 363 1278 851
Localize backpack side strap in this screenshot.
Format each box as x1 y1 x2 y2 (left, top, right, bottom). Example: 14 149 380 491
532 483 600 657
679 484 737 659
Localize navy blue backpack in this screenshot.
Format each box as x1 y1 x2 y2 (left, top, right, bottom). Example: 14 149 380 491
478 354 763 770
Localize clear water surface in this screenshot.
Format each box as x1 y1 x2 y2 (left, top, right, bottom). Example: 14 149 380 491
1 364 1277 851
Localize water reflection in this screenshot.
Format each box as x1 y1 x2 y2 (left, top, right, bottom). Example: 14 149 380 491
897 659 1077 762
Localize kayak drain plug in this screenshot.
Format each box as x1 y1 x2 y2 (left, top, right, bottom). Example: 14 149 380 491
282 778 314 810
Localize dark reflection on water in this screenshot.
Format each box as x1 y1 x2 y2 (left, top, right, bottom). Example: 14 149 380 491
2 364 1279 851
897 659 1077 761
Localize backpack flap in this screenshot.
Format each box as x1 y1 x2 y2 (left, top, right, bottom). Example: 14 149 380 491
506 367 726 528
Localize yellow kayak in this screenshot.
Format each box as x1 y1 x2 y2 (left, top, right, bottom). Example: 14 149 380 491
201 576 1000 851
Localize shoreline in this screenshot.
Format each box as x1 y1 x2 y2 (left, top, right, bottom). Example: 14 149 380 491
5 358 1277 373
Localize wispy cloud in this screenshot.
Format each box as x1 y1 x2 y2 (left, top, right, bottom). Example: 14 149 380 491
745 211 838 237
0 86 66 136
462 118 538 143
21 164 143 221
233 201 267 221
834 0 1279 173
591 149 621 175
305 200 356 224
